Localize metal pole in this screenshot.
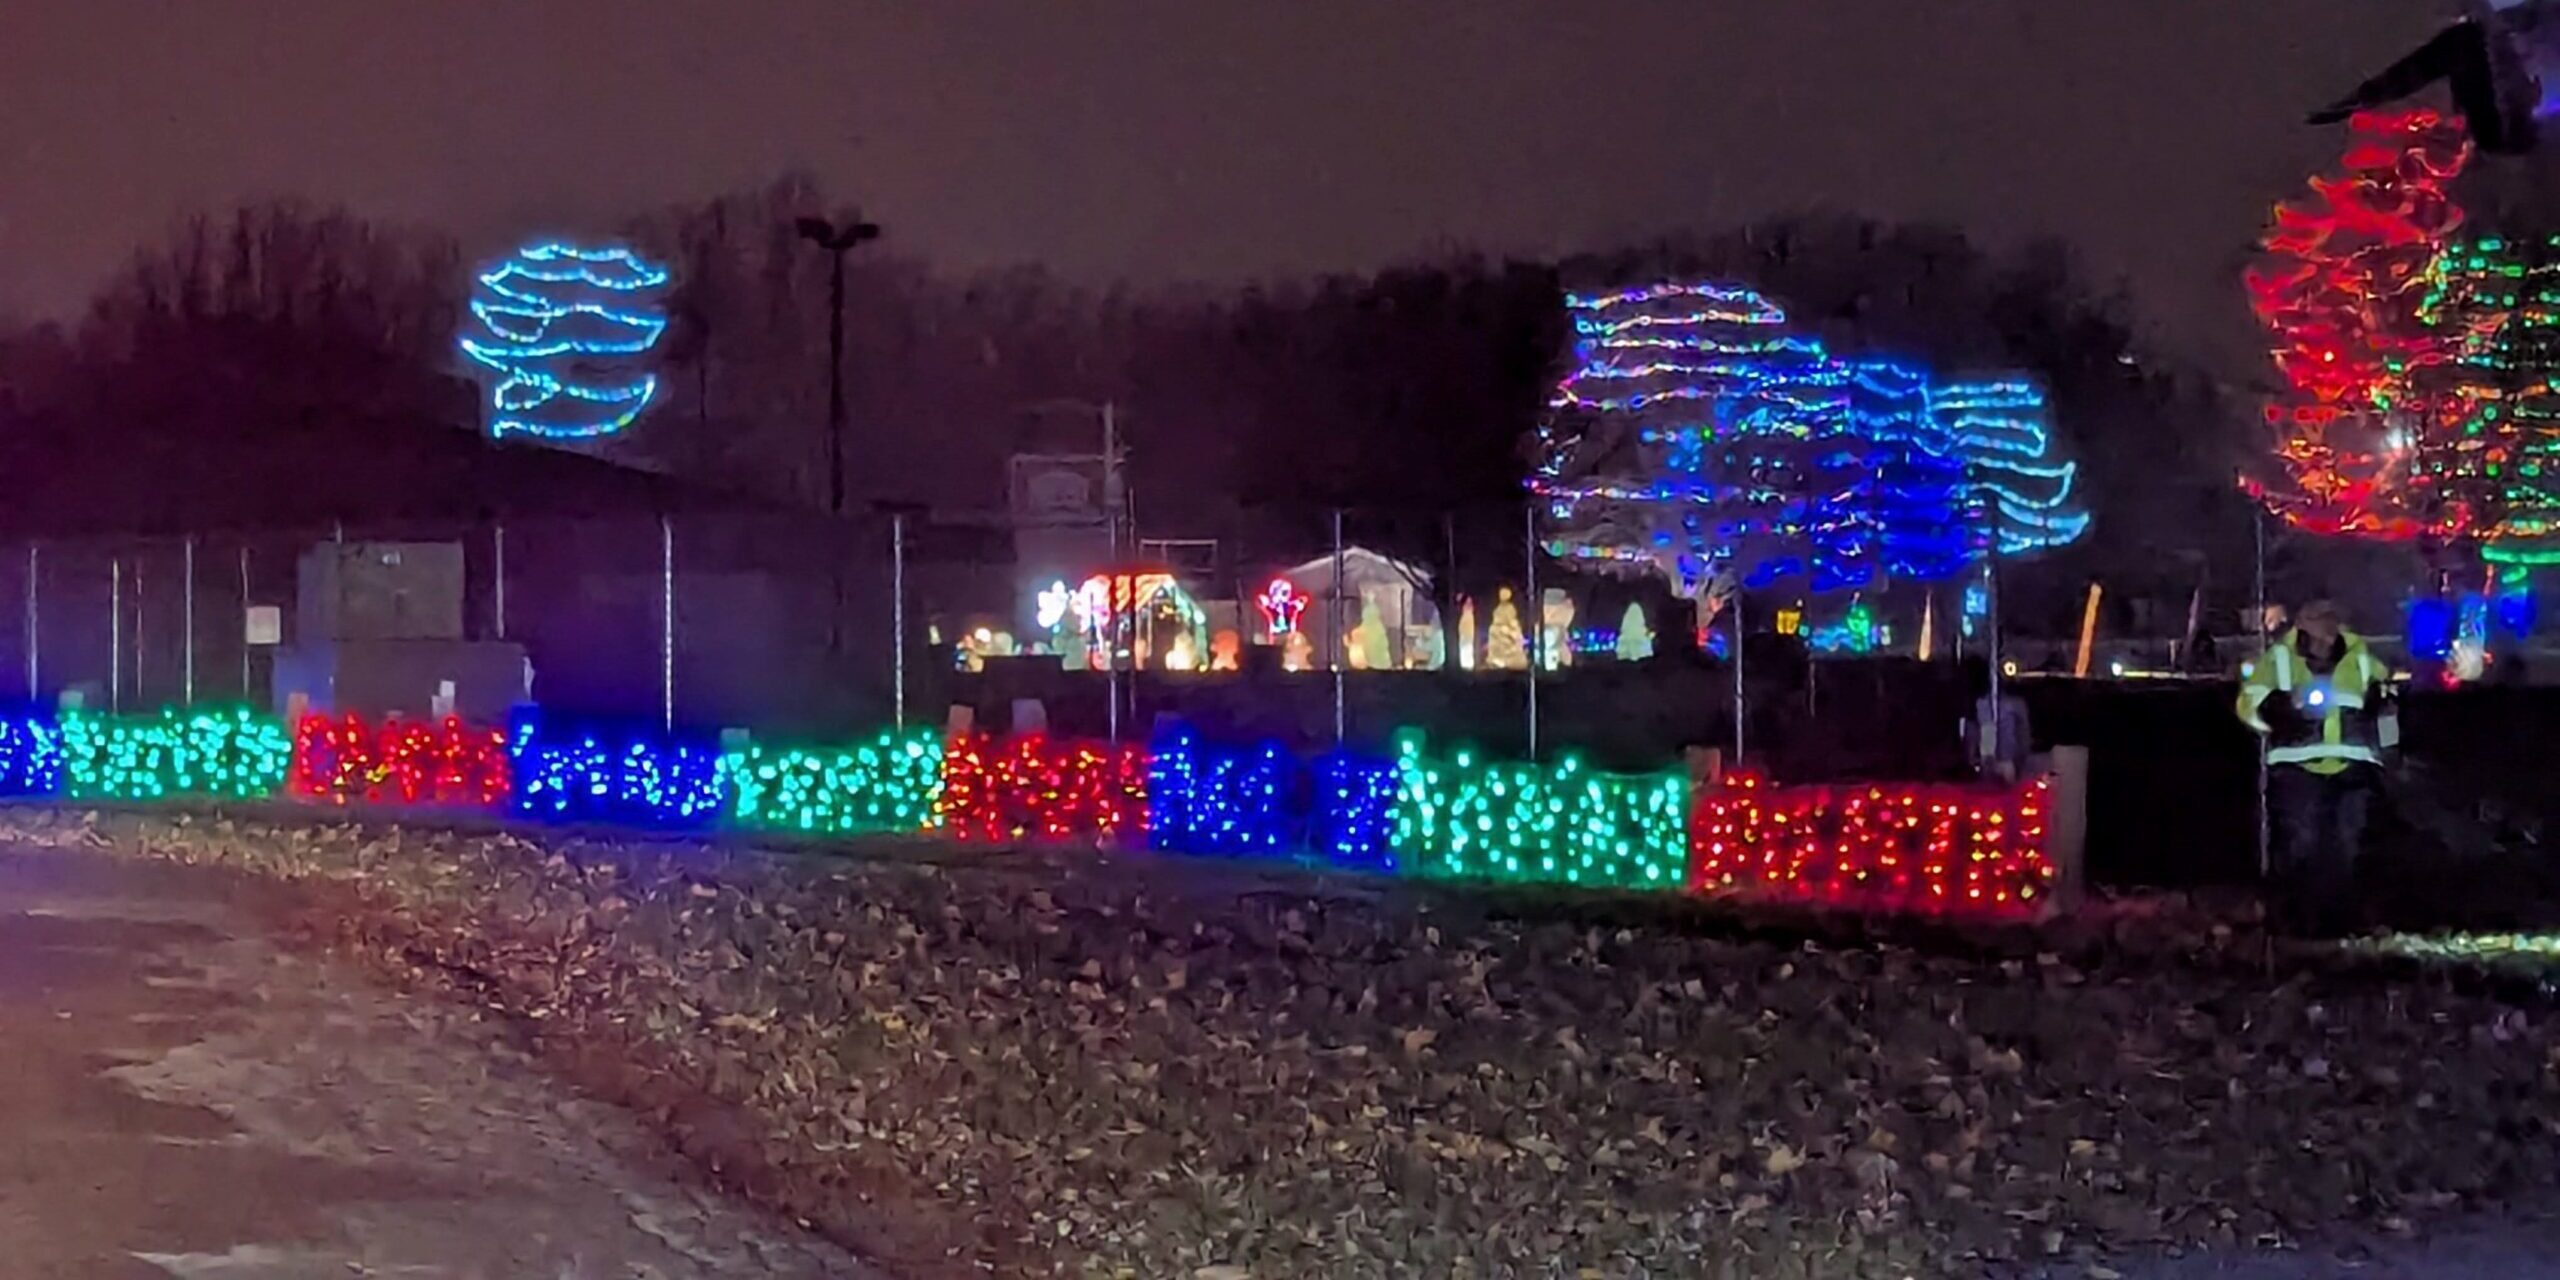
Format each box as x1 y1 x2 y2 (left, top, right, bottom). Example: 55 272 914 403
182 537 195 705
22 542 36 701
1523 503 1539 758
892 512 908 730
493 521 508 640
1987 559 2004 725
110 558 122 714
827 250 847 517
1730 587 1745 761
819 246 848 662
238 545 251 698
1332 508 1347 745
2254 507 2270 879
660 515 676 732
1443 511 1458 673
1105 403 1122 747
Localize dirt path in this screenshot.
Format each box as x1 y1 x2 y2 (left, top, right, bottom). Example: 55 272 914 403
0 843 877 1279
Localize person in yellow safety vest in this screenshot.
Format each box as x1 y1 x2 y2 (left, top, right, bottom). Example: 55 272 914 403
2236 599 2395 933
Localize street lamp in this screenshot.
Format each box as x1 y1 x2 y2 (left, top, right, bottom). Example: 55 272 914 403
795 213 883 516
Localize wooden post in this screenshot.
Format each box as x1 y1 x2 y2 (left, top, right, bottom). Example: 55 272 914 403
2073 582 2103 678
2046 744 2092 912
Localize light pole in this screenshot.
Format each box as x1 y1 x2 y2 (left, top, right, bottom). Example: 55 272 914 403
797 213 883 658
795 213 883 517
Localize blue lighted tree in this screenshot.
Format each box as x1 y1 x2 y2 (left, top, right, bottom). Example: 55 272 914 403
1931 376 2090 556
459 241 671 440
1532 280 2088 604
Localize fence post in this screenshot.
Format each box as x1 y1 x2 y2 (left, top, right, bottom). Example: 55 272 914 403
660 515 675 732
2047 744 2092 913
1731 590 1746 762
1523 503 1539 758
1332 508 1346 745
2253 507 2270 880
892 511 907 730
183 536 196 705
239 544 252 698
22 542 35 701
109 557 122 713
494 520 508 641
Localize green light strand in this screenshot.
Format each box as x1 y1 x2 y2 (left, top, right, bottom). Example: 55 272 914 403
59 707 292 801
1388 730 1689 889
720 727 944 835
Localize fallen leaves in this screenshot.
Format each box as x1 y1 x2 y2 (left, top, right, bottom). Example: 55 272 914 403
12 807 2560 1279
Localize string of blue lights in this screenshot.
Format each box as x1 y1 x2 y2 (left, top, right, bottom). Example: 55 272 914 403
1534 280 2090 596
459 241 671 440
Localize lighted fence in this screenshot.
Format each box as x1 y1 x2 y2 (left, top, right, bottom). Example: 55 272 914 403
1690 772 2058 914
291 712 511 808
0 704 2069 919
1148 725 1295 857
506 712 725 828
938 730 1150 843
1390 731 1690 891
0 714 62 798
59 707 292 802
721 728 943 836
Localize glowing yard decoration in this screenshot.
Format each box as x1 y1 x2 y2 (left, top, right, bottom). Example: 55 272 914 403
1069 576 1114 656
1256 576 1308 637
1389 731 1688 890
1066 571 1208 670
1035 580 1072 634
721 728 942 835
460 241 671 440
1533 281 2086 601
1806 599 1879 654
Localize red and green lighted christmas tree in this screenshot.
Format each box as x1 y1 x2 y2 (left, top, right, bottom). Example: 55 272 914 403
2246 108 2475 540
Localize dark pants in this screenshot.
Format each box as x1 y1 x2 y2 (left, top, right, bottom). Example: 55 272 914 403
2271 764 2375 931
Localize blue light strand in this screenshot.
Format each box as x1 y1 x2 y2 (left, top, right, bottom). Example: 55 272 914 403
1311 750 1400 871
1533 280 2091 593
459 241 671 440
1933 378 2091 553
0 712 63 797
1147 724 1295 857
507 710 721 828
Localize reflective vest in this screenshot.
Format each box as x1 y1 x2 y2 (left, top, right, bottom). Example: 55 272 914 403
2237 630 2387 774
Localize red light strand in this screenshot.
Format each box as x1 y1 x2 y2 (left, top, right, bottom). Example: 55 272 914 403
936 731 1150 844
1689 772 2055 917
290 712 513 809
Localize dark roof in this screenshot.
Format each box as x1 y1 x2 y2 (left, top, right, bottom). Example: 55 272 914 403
0 411 761 538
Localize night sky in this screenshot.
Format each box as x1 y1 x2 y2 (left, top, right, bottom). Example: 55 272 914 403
0 1 2444 368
